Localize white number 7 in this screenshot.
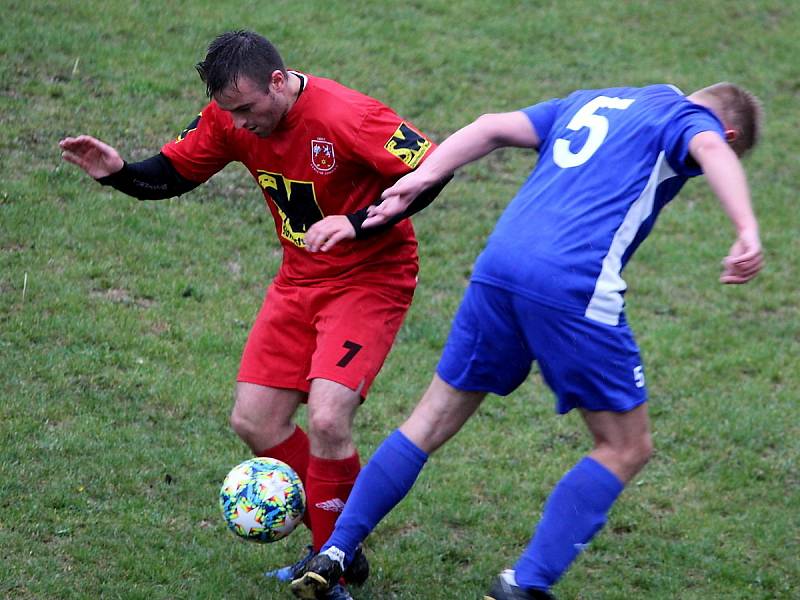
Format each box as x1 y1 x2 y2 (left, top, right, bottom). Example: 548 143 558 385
553 96 635 168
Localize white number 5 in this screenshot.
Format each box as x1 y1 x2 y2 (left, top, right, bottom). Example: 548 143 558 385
633 365 645 388
553 96 635 168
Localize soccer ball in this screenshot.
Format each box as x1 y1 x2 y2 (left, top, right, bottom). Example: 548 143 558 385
219 457 305 543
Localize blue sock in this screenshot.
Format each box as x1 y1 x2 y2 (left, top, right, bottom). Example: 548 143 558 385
514 457 624 591
321 429 428 566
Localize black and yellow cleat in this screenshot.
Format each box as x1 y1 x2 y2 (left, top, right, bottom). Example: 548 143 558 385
291 551 344 600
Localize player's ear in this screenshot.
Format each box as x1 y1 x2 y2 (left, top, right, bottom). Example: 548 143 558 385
724 128 738 144
269 69 285 92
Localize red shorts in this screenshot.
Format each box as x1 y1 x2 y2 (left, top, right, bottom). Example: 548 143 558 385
238 280 415 398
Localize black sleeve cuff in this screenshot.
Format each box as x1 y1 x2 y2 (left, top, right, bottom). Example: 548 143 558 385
346 174 453 239
96 153 200 200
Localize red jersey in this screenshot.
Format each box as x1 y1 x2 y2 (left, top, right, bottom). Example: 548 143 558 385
161 72 434 285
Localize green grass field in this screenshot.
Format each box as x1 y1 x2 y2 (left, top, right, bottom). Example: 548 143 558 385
2 1 798 598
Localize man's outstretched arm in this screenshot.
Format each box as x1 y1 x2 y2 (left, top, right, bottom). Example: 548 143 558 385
689 130 763 284
364 111 541 228
59 135 200 200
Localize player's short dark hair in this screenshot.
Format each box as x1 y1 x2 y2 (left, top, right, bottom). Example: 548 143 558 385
196 30 286 97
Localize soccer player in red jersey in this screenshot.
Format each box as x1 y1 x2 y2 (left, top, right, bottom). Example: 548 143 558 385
59 30 446 600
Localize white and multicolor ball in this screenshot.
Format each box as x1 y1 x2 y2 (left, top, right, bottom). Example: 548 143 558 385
219 457 305 543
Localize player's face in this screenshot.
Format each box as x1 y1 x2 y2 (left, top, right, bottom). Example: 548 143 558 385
214 73 289 138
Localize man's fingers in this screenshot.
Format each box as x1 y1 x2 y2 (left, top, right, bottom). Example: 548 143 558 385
727 250 762 265
60 136 104 157
367 202 386 216
378 189 400 202
60 137 88 152
305 217 355 253
60 151 80 165
362 214 389 228
720 272 757 284
720 253 763 284
60 151 90 171
320 230 347 252
720 275 746 284
366 204 391 219
725 254 763 276
308 229 345 253
305 230 324 252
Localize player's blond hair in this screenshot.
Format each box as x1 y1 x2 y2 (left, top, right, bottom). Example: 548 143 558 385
693 82 764 157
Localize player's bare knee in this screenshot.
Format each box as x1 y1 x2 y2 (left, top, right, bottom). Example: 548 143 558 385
229 404 255 440
597 432 652 477
307 412 351 449
229 397 268 442
624 433 653 473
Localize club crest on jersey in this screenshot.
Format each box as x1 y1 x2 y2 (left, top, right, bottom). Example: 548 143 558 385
384 122 432 169
311 138 336 173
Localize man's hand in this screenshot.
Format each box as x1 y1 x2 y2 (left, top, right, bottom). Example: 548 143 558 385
720 229 763 284
363 171 431 228
363 194 412 228
59 135 124 179
305 216 356 253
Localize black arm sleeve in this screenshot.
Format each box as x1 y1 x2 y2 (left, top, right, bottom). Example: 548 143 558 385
346 174 453 239
95 153 201 200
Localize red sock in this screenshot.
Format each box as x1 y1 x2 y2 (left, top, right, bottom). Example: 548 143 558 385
257 426 311 529
306 452 361 551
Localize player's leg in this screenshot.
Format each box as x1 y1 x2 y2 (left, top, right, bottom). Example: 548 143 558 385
304 377 362 553
498 302 648 597
234 282 320 580
231 383 319 582
296 281 415 592
293 283 532 599
231 382 310 525
235 282 316 491
291 375 485 599
401 373 486 451
231 382 305 462
317 281 526 561
508 405 650 596
582 403 653 484
324 374 484 556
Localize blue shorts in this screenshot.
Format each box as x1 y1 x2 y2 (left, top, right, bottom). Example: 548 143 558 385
437 282 647 414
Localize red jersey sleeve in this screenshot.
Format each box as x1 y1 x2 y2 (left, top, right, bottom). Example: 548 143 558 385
161 102 235 183
351 103 434 179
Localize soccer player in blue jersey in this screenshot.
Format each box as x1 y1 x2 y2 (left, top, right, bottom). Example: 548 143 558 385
294 82 763 599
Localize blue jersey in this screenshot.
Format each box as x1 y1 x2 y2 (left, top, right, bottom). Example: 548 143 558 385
472 85 725 325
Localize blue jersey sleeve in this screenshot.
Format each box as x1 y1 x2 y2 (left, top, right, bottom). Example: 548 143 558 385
663 103 726 177
521 98 561 143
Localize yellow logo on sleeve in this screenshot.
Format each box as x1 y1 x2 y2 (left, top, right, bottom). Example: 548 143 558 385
384 123 432 169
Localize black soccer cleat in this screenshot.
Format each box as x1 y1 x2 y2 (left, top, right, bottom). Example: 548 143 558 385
484 570 556 600
342 545 369 586
291 551 344 600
